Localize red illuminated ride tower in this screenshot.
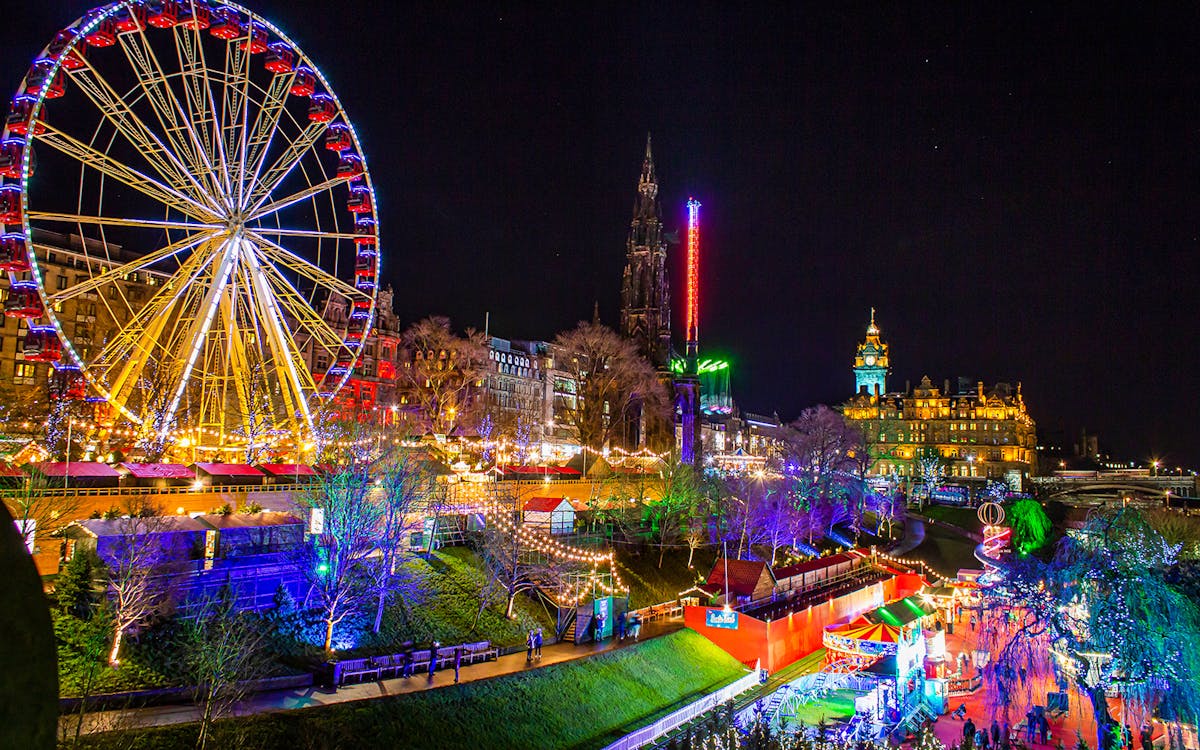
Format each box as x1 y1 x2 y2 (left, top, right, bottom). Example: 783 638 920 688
675 198 702 464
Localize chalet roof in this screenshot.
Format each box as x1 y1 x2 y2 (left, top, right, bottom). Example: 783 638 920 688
0 462 23 477
118 463 195 479
31 462 121 478
523 497 573 513
705 558 773 598
864 596 938 627
196 511 302 530
73 515 207 537
192 463 264 477
257 464 317 477
773 551 856 580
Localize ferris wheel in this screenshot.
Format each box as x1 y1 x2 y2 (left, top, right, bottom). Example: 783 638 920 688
0 1 379 456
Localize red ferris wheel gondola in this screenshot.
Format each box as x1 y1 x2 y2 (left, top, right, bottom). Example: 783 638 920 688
23 326 62 363
0 234 30 272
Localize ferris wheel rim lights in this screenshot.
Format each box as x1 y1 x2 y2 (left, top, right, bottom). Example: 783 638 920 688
3 0 381 454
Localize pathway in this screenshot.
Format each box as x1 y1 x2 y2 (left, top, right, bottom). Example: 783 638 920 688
62 618 685 737
887 515 926 557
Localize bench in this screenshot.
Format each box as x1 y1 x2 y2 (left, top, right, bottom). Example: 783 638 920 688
435 646 458 669
462 641 498 664
339 657 381 684
409 649 432 673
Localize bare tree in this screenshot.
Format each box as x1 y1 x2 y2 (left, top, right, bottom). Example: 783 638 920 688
3 468 79 559
476 488 560 619
368 451 433 634
298 465 380 652
397 316 490 435
645 453 702 568
551 321 668 451
183 588 270 750
99 504 182 666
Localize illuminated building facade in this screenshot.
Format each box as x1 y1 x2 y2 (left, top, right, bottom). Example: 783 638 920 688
0 230 161 427
301 285 402 424
853 308 889 396
844 316 1038 486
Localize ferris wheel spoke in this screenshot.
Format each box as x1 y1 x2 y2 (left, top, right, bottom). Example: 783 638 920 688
249 176 350 221
158 237 243 436
256 263 349 356
172 23 226 200
219 30 254 206
37 124 216 221
240 73 299 202
117 28 221 201
240 248 317 430
69 65 216 209
248 233 367 302
241 120 327 213
27 210 221 233
93 241 220 411
45 230 215 304
250 227 359 241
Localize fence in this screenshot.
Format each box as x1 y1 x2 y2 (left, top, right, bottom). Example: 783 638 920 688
600 664 762 750
628 601 682 623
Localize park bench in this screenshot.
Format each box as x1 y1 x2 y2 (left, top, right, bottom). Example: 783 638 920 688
339 657 381 684
435 646 458 668
462 641 498 664
409 649 432 673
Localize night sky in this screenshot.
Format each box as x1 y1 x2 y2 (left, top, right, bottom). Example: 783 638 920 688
3 4 1198 467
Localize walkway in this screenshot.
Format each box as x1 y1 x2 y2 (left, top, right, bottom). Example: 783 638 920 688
887 515 926 557
63 618 685 737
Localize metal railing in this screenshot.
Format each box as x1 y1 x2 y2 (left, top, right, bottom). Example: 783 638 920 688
601 664 762 750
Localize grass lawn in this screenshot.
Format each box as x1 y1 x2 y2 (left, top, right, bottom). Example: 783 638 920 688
909 522 980 576
917 504 983 533
783 688 858 725
356 546 555 654
76 629 748 750
615 544 716 607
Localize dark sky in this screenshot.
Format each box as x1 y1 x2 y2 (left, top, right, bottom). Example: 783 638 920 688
5 3 1199 467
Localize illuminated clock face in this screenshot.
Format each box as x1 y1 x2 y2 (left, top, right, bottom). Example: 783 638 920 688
865 355 876 366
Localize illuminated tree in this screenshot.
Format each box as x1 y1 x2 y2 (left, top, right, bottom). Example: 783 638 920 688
914 446 945 508
367 451 434 634
475 488 560 619
98 503 183 666
397 316 490 435
1006 497 1052 554
551 321 668 450
980 508 1200 745
298 464 381 652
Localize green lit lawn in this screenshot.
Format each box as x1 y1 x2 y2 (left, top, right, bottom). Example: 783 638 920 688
76 629 748 750
616 545 716 607
782 688 858 725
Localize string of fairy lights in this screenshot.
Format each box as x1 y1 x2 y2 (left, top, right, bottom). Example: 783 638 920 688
479 497 628 607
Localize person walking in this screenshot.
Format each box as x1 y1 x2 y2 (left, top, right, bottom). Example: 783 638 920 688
1038 713 1050 745
428 641 440 681
1003 722 1012 750
964 717 977 744
992 720 1001 748
970 613 978 631
1140 724 1154 750
534 627 543 659
526 629 534 662
1026 709 1037 745
980 726 991 750
617 611 626 640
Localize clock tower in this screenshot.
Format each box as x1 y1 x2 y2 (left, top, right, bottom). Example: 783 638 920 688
854 308 889 396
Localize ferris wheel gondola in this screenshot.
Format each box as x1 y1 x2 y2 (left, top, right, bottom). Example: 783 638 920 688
2 0 380 457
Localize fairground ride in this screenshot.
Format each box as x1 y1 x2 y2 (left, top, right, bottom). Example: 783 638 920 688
1 1 378 460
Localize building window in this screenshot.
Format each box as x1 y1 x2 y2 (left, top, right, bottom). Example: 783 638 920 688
56 275 67 290
15 363 34 379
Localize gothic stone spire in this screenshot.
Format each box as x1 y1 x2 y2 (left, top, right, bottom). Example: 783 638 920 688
620 134 671 369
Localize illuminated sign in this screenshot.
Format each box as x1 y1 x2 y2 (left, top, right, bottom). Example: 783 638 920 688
705 608 739 629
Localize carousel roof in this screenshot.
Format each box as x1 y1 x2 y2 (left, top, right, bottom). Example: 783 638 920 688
837 620 901 643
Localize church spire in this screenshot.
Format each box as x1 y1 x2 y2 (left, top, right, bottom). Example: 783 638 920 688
620 135 671 370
